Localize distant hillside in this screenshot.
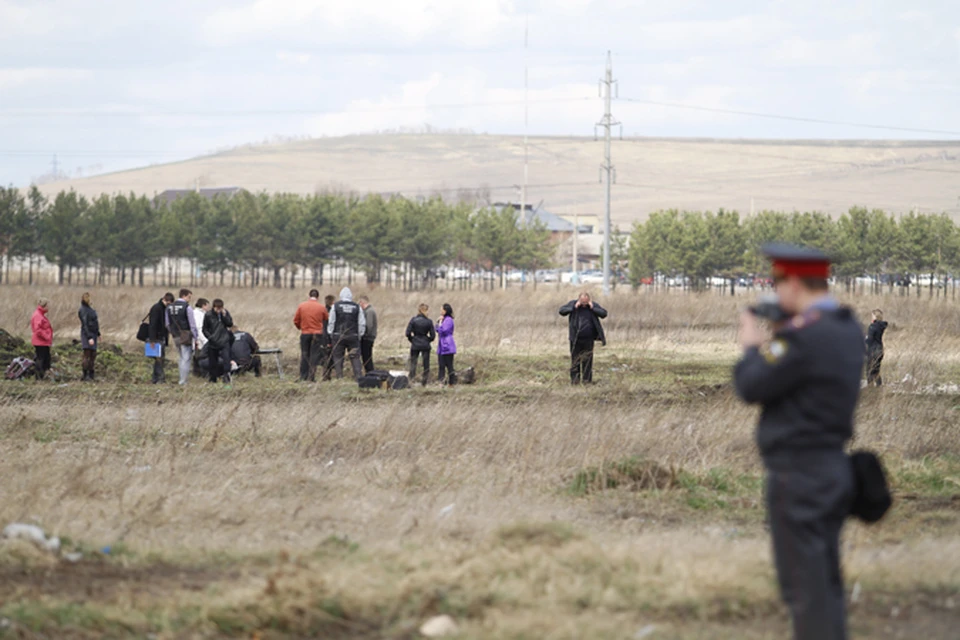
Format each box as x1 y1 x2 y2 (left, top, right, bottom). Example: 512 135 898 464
39 134 960 225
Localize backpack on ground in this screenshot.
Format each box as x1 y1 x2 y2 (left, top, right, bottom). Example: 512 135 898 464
358 370 409 391
5 357 36 380
849 450 892 524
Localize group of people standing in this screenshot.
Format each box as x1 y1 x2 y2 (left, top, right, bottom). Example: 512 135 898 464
146 289 260 385
293 288 457 387
28 294 101 381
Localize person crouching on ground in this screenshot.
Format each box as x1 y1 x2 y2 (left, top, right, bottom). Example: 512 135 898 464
230 327 262 377
203 299 235 384
558 292 607 385
31 298 53 380
78 292 100 381
436 303 456 385
406 303 436 386
865 309 887 386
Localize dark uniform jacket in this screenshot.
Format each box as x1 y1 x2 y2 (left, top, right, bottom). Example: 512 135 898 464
734 305 864 467
331 301 362 338
78 303 100 349
406 314 436 351
148 300 169 345
203 310 234 349
558 300 608 347
230 331 259 365
865 320 887 356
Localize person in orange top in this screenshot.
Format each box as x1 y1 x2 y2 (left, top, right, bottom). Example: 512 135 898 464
30 297 54 380
294 289 329 382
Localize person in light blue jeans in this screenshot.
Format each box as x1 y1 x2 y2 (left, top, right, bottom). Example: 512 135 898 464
436 303 457 385
166 288 199 386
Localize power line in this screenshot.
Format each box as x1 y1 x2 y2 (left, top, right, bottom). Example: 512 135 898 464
619 98 960 137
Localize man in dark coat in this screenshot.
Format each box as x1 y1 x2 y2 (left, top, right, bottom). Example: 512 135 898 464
864 309 887 386
230 328 261 377
734 243 864 640
558 292 607 384
202 298 234 384
147 292 174 384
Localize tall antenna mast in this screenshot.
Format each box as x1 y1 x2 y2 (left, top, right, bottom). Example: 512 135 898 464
521 13 529 222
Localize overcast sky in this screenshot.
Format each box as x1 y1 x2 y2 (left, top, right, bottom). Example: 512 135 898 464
2 0 959 187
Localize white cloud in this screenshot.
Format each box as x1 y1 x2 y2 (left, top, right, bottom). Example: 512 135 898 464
0 67 91 91
203 0 516 48
772 32 883 68
276 51 311 65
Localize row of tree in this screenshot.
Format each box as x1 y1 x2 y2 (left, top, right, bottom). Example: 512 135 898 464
628 208 960 289
0 186 552 289
2 185 959 291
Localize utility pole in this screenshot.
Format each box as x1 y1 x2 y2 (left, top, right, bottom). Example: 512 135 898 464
596 51 620 296
51 154 59 180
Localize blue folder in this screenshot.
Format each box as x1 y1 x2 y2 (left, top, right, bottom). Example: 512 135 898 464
144 342 162 358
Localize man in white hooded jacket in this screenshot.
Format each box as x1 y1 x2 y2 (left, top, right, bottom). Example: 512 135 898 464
327 287 366 380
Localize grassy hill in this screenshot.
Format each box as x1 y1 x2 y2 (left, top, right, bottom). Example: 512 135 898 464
40 134 960 225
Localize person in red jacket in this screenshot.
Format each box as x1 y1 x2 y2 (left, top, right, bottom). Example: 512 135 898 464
30 298 53 379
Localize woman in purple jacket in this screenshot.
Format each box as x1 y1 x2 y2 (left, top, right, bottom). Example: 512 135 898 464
436 303 457 385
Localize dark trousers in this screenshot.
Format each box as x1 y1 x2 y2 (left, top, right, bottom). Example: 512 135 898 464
332 335 362 380
320 343 333 380
570 338 595 384
361 338 376 374
82 349 97 380
237 356 262 377
410 348 430 385
299 333 324 381
34 346 51 379
208 345 232 383
150 347 165 383
866 349 883 386
438 353 455 384
766 450 853 640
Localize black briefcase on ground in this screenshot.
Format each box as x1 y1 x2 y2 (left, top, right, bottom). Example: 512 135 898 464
358 370 409 390
849 450 892 523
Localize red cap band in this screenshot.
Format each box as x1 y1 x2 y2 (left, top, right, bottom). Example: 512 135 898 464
771 259 831 279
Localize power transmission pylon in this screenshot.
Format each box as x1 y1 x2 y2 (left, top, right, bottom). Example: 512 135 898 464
596 51 621 296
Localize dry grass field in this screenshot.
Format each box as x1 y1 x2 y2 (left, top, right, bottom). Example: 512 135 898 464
0 285 959 639
40 135 960 224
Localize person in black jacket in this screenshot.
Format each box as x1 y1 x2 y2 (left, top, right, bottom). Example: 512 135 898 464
734 244 863 640
202 298 235 384
230 327 261 377
558 292 608 384
864 309 887 387
78 292 101 382
406 303 436 386
147 292 174 384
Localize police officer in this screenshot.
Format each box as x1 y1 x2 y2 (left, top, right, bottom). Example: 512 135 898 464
734 244 864 640
327 287 366 380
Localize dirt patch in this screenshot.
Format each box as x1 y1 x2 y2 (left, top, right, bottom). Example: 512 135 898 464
0 558 232 603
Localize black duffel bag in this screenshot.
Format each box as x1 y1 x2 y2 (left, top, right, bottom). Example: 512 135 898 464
849 450 892 523
136 314 150 342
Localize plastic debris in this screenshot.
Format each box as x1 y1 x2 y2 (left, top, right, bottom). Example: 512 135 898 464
438 504 455 518
420 615 458 637
2 523 60 552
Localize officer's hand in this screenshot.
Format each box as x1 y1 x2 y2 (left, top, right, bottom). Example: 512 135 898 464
738 311 766 349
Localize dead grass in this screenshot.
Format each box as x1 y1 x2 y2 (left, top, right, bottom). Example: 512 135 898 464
0 286 958 637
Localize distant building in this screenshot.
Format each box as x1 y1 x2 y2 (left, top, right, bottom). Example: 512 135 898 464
490 202 575 235
155 187 242 207
558 213 599 235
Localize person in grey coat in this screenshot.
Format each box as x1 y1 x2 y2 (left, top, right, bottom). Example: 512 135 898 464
78 292 100 381
358 295 377 374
